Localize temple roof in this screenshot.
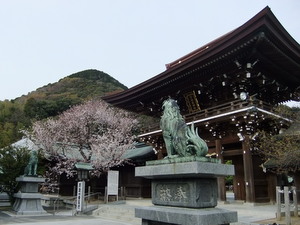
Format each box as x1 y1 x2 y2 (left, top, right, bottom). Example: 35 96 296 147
103 6 300 116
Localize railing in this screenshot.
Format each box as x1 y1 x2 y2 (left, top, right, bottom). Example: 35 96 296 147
52 195 77 216
52 191 102 216
276 186 299 225
184 97 273 124
140 97 274 135
85 191 103 203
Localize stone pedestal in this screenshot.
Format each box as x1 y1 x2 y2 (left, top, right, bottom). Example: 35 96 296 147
152 178 218 208
135 159 238 225
13 176 46 215
136 206 237 225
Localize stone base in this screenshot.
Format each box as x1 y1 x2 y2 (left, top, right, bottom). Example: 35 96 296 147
135 161 235 179
135 161 236 224
16 176 45 193
152 178 217 208
135 206 237 225
12 176 46 215
13 194 47 215
136 161 234 209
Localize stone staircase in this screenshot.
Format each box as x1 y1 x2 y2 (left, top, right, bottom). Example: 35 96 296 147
93 204 141 224
92 202 143 225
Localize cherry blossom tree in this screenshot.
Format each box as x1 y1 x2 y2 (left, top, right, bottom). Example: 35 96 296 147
28 99 139 184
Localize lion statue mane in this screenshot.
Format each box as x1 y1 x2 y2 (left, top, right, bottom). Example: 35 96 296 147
160 98 208 158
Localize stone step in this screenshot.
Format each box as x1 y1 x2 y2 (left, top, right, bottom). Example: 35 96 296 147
83 204 98 214
93 205 135 218
93 204 141 224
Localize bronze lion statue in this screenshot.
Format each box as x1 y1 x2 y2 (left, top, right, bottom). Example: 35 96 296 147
24 150 38 176
160 98 208 158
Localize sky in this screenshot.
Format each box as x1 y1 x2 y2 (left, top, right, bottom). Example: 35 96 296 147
0 0 299 101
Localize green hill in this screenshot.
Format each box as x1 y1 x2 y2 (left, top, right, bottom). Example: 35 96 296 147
38 69 126 99
0 69 127 148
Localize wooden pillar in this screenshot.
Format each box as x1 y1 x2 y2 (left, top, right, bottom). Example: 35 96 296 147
216 139 226 201
267 172 277 204
242 135 255 202
232 156 245 201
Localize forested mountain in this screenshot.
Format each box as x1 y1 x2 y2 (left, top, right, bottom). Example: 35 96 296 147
0 69 127 148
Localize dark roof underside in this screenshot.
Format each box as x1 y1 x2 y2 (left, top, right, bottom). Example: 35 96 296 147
103 6 300 116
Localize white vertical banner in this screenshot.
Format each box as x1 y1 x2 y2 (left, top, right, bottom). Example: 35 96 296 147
76 181 85 211
107 170 119 196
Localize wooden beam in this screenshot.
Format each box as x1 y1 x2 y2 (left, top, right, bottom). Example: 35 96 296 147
222 149 243 157
243 135 255 203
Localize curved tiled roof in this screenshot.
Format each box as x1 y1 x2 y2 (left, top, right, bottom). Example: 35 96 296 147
103 6 300 115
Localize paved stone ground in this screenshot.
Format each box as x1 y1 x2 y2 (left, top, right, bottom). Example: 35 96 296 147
1 195 297 225
1 216 134 225
0 210 134 225
258 217 300 225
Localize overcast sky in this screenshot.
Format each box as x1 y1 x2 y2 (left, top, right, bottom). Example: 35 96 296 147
0 0 299 101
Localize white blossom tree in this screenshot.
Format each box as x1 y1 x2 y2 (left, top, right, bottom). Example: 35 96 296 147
28 99 139 188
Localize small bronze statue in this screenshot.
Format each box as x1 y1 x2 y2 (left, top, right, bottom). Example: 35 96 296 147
24 150 38 176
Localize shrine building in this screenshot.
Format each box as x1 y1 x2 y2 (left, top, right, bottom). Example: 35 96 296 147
103 7 300 203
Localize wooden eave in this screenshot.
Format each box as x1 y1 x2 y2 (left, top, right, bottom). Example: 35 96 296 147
103 6 300 113
138 98 291 140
